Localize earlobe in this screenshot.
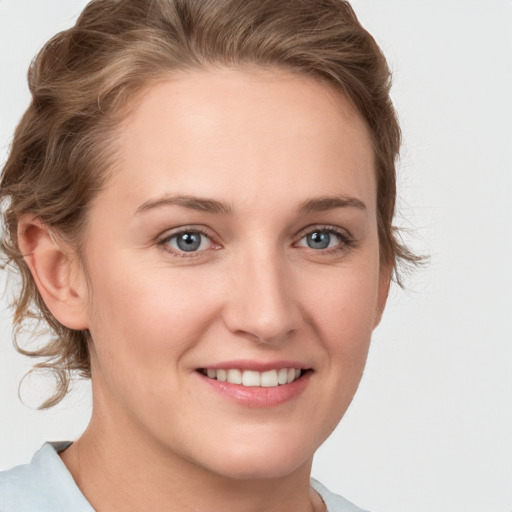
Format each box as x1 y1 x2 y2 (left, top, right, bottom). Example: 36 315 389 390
17 215 89 330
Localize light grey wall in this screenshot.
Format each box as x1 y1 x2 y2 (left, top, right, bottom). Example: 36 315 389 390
1 1 511 511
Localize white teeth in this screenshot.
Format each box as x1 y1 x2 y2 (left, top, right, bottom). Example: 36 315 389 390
277 368 288 385
242 370 260 387
204 367 303 387
227 369 242 384
260 370 278 387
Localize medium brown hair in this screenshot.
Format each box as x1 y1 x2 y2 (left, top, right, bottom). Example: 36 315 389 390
1 0 418 407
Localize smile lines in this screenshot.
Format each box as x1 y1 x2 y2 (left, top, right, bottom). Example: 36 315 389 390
200 368 304 387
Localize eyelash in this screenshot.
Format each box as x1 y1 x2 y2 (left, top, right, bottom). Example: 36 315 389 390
157 225 356 257
295 225 356 255
157 226 217 258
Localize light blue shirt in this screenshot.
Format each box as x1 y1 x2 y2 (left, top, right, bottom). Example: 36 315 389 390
0 443 368 512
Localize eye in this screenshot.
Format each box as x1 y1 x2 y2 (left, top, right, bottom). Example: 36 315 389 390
304 231 338 250
161 230 213 253
296 227 352 252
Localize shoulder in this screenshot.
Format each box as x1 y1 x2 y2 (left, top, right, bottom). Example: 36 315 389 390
0 442 93 512
311 478 370 512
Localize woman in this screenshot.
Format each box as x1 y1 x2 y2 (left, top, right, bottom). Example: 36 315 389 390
0 0 417 510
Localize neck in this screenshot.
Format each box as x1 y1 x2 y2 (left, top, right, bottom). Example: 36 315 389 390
60 404 322 512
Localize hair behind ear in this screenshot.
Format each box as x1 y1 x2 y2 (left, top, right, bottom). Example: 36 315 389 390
12 215 91 408
17 215 89 330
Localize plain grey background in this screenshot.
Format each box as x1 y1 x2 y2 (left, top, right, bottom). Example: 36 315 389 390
1 1 511 511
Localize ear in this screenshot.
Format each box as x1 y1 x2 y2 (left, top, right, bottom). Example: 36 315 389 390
374 262 393 328
17 215 89 330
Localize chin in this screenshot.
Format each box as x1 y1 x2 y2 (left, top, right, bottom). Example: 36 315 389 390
197 435 316 481
212 457 310 481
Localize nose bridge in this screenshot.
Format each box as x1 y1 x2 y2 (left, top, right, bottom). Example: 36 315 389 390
224 241 300 343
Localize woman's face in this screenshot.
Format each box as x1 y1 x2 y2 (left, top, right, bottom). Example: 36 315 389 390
79 67 389 479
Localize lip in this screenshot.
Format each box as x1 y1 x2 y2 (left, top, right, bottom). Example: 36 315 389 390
195 360 313 408
198 359 310 372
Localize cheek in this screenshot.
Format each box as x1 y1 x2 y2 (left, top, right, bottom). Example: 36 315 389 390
85 257 221 383
304 263 380 352
298 269 379 448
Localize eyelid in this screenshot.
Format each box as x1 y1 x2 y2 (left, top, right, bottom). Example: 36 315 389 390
295 224 353 240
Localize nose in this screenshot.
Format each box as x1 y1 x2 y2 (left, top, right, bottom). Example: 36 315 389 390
222 248 302 344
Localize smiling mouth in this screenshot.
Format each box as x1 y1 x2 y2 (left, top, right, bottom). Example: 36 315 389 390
198 368 308 387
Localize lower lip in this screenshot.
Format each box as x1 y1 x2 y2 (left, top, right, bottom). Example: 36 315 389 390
198 371 312 408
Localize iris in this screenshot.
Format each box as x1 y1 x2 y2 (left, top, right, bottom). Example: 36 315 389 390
307 231 332 250
176 232 202 252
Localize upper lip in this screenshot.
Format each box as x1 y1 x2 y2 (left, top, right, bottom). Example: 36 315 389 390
196 360 311 372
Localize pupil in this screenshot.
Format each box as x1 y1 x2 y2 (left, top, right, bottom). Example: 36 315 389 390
177 232 201 251
308 231 330 250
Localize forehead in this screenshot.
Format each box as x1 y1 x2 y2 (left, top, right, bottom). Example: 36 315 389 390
102 67 376 216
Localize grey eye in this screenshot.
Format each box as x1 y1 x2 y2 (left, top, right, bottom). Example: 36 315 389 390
167 231 211 252
298 230 342 250
307 231 331 249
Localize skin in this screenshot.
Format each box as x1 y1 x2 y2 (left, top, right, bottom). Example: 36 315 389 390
19 67 390 512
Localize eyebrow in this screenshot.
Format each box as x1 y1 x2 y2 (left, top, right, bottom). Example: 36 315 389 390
136 194 233 215
298 195 367 213
135 193 366 216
